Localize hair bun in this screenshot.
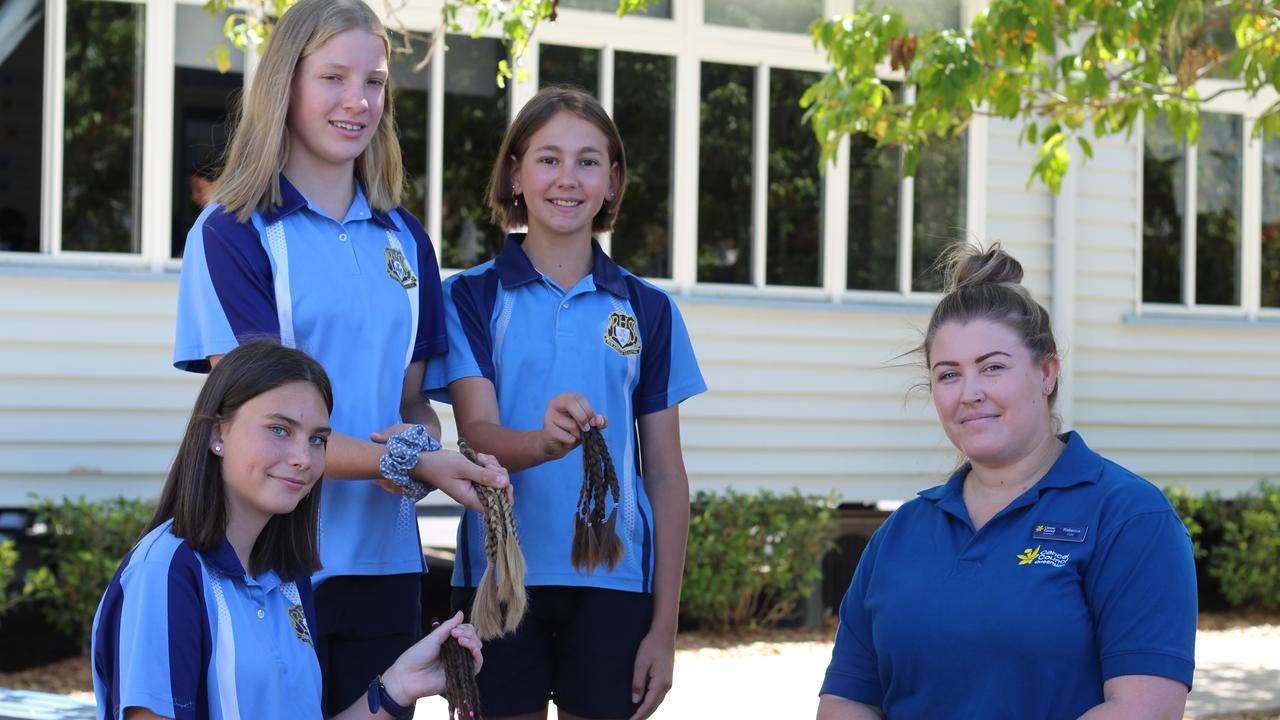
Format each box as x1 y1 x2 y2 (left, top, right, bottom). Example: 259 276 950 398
944 242 1024 291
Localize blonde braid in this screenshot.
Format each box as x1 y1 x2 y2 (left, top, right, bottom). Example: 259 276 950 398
458 440 527 639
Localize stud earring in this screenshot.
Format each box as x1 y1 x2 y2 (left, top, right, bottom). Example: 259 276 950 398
213 445 223 453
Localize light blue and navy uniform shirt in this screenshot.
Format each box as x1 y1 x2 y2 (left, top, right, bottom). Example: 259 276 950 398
428 234 706 593
91 519 322 720
174 175 447 581
821 432 1197 718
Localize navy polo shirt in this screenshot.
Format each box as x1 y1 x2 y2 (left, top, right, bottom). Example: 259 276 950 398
91 520 322 720
821 432 1197 718
174 175 447 581
427 234 706 593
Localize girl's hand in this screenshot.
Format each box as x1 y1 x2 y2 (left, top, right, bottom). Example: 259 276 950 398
415 449 512 510
537 392 608 461
381 612 483 705
628 629 675 720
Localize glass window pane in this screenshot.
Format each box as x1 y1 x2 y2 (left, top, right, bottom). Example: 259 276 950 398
912 131 967 292
1263 136 1280 308
172 5 243 258
705 0 821 34
62 0 144 253
0 0 44 253
390 36 431 225
612 51 673 278
1142 115 1185 304
442 35 508 269
847 135 899 291
560 0 672 19
539 44 599 97
698 62 754 284
875 0 963 31
1195 113 1241 306
766 68 822 287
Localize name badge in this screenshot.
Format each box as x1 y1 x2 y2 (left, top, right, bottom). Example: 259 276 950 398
1032 522 1088 543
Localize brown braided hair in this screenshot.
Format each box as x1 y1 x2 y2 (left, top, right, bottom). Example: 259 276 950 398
457 439 527 640
439 622 483 719
571 427 624 573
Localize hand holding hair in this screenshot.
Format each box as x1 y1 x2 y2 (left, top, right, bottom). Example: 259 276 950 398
458 439 527 640
379 612 482 714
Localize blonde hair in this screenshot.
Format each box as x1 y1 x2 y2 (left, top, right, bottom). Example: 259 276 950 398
215 0 403 222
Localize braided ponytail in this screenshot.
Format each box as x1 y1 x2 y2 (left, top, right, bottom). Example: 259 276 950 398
439 622 483 719
457 440 527 640
571 427 624 573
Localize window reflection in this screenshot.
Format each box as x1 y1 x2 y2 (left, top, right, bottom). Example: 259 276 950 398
62 0 145 253
539 44 599 97
612 51 673 278
1142 115 1185 303
698 62 754 284
912 132 967 292
1195 113 1241 306
171 5 243 257
847 135 900 292
704 0 822 33
560 0 672 18
390 36 430 224
1263 137 1280 308
442 35 509 269
0 0 44 253
767 68 822 287
883 0 962 31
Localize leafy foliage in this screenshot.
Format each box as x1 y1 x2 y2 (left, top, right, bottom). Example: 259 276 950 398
804 0 1280 191
1165 482 1280 610
203 0 652 83
681 489 836 633
0 539 23 625
23 496 153 652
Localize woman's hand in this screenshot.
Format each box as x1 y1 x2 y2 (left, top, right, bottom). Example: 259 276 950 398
537 392 608 461
381 612 483 705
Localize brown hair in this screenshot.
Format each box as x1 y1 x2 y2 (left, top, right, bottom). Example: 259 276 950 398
486 85 627 232
215 0 403 222
148 341 333 579
922 242 1060 406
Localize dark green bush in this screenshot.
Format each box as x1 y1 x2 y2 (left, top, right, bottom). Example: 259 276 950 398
1164 481 1280 610
681 488 836 633
24 496 154 652
0 538 21 625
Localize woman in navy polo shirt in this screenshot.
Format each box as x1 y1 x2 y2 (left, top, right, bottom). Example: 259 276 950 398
91 342 482 720
819 244 1197 719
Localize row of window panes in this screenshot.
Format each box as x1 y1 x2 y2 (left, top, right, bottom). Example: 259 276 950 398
1143 113 1280 308
0 0 964 294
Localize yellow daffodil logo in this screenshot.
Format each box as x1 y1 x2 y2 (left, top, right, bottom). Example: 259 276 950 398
1035 525 1045 532
1017 545 1041 565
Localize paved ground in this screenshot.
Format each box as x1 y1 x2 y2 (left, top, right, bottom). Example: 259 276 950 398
413 624 1280 719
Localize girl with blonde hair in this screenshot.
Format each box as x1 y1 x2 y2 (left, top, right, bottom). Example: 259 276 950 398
173 0 508 714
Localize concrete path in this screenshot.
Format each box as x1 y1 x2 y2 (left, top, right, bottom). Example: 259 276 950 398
415 625 1280 719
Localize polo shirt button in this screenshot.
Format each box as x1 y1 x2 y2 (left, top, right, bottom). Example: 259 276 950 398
338 233 348 242
562 302 569 309
257 609 265 619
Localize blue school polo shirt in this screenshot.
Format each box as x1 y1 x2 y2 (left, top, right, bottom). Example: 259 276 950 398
821 432 1197 718
427 234 706 593
91 519 322 720
174 176 447 581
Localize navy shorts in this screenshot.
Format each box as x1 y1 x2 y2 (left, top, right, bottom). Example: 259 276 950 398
451 585 653 719
315 573 422 717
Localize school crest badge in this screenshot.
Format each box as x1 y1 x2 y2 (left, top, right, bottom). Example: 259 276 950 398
384 246 417 289
604 311 641 356
287 603 312 646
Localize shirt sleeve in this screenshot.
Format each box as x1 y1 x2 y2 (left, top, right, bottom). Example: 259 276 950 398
174 208 277 373
633 293 707 416
114 550 208 719
396 208 448 363
820 530 885 706
425 271 496 402
1085 508 1198 689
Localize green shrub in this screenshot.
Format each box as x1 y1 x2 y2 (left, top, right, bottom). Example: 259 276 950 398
0 538 22 625
24 496 154 652
681 488 836 633
1210 481 1280 609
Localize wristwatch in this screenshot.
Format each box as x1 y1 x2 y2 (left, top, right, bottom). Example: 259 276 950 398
367 674 412 718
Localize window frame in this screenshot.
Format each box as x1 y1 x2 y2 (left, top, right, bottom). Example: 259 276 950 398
9 0 983 307
1135 80 1280 321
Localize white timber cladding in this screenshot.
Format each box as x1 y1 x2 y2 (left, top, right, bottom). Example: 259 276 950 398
2 0 1280 507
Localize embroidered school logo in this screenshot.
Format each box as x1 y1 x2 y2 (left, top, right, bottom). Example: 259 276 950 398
604 311 641 356
287 603 312 646
1017 544 1071 568
384 246 417 290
